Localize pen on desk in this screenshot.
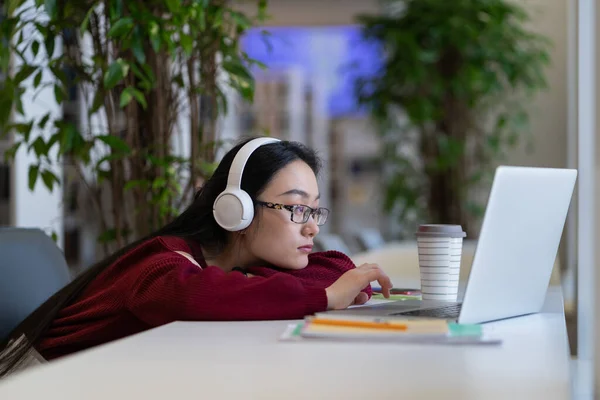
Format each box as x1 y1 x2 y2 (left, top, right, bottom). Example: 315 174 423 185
308 318 408 331
372 287 421 295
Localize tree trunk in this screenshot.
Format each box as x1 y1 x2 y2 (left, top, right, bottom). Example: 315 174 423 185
421 47 472 236
421 104 471 235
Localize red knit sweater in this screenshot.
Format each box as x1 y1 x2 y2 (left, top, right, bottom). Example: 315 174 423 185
37 236 370 359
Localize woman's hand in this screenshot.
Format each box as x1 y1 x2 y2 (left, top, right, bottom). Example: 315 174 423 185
325 263 392 310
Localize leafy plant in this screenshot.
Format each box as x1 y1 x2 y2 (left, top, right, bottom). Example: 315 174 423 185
0 0 268 253
355 0 551 236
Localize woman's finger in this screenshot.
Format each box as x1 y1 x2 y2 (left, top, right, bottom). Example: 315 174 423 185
363 268 392 298
352 292 369 305
378 275 393 298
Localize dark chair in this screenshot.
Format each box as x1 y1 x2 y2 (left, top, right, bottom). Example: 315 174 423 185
0 228 71 340
355 228 386 252
313 233 353 255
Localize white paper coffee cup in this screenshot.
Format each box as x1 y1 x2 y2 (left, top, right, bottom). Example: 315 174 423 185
416 224 466 302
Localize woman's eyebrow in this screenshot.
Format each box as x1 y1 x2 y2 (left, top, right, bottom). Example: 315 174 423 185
277 189 321 200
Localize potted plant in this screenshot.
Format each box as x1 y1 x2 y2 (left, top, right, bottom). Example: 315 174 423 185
355 0 551 236
0 0 268 254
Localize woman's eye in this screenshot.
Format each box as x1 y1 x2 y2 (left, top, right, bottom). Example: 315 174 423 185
294 206 306 215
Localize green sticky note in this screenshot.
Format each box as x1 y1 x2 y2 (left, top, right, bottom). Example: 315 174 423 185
292 323 303 337
448 323 482 337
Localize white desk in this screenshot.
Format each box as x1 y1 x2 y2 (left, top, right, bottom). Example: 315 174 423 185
0 287 571 399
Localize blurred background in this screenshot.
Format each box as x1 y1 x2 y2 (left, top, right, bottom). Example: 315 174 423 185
0 0 588 356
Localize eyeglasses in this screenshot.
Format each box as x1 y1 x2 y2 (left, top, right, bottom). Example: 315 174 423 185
256 201 330 226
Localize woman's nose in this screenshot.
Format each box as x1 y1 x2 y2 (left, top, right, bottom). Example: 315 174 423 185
303 215 320 237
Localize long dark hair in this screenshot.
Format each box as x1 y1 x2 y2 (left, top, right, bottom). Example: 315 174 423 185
0 137 321 377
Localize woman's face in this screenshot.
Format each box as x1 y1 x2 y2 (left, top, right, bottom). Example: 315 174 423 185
245 160 324 270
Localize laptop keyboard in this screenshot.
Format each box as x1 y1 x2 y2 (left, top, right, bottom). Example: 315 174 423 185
391 303 462 319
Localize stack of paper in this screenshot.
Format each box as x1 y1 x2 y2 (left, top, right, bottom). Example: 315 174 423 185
280 315 501 345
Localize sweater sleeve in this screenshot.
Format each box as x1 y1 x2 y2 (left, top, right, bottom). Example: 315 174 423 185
126 255 327 326
247 250 372 298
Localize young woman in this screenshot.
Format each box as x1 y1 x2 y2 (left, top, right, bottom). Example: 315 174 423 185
0 137 392 377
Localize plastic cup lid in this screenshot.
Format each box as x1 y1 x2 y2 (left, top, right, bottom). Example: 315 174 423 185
416 224 466 238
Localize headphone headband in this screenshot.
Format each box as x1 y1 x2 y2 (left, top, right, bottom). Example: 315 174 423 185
226 137 281 189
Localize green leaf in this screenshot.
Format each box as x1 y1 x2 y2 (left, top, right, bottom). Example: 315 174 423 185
53 84 65 104
38 112 51 129
131 63 150 85
95 153 127 168
44 0 57 19
212 7 224 28
11 121 35 141
49 64 68 86
249 58 267 70
5 122 32 142
199 161 218 178
222 60 255 100
131 29 146 63
15 97 25 116
80 7 95 33
109 0 123 20
96 169 112 183
44 33 55 58
166 0 180 13
228 10 252 29
4 141 22 162
123 179 148 191
30 136 47 157
197 6 206 30
46 132 60 153
97 228 117 244
28 164 40 190
33 70 43 88
41 169 59 191
222 60 253 81
31 40 40 58
97 134 131 153
172 73 185 87
149 22 161 52
215 85 229 115
180 34 193 56
130 88 147 109
140 63 156 84
14 65 37 84
119 88 133 108
77 140 94 165
90 90 104 114
119 87 147 109
151 177 167 190
107 17 133 38
257 0 268 21
103 59 129 89
57 122 84 154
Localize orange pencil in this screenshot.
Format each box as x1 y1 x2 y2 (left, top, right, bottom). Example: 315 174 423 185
308 317 408 331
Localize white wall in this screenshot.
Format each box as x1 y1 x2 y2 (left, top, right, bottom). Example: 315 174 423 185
504 0 568 169
235 0 380 26
11 1 63 248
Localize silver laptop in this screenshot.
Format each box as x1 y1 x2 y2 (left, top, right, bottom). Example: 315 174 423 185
326 166 577 324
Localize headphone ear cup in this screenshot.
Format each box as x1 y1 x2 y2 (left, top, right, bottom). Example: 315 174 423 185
213 188 255 231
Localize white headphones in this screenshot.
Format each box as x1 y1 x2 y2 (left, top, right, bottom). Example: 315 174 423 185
213 137 281 231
